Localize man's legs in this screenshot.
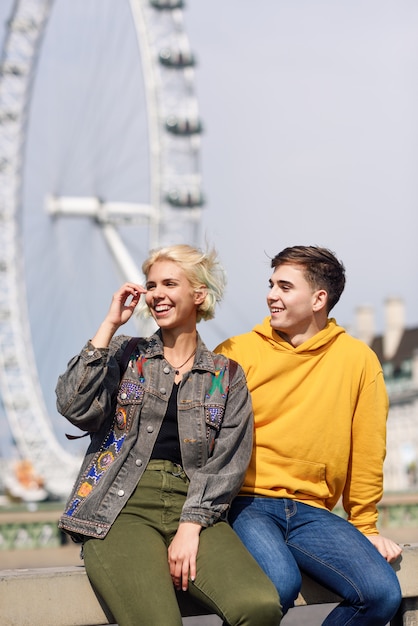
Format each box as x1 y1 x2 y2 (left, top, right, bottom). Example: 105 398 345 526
230 496 402 625
286 501 401 626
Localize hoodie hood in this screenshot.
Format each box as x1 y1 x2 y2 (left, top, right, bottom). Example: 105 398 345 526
252 316 346 353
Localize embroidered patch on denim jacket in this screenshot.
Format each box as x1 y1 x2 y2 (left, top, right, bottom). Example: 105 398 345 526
66 381 145 517
118 380 145 404
205 405 225 431
66 428 126 517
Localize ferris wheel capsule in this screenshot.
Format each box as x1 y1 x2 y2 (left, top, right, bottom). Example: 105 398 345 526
165 115 203 136
149 0 184 9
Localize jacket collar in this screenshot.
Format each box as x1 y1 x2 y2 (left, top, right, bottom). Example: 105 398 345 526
146 330 220 373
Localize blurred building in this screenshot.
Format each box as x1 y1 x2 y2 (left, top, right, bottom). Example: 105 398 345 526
355 298 418 492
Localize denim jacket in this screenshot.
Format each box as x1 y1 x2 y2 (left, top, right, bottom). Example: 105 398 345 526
56 331 253 541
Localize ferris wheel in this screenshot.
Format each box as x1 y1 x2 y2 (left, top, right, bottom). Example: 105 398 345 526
0 0 204 499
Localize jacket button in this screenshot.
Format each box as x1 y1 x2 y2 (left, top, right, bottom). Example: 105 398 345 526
120 392 127 400
146 425 153 433
163 366 170 374
87 350 94 356
135 459 143 467
117 489 125 497
160 387 167 395
96 527 104 534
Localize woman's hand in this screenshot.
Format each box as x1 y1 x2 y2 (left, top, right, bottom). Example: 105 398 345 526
367 534 402 563
168 522 202 591
91 283 146 348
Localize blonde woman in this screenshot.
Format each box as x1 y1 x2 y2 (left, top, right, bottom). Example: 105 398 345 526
57 244 282 626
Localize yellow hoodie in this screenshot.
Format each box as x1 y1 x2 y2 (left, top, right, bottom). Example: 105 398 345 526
215 317 388 535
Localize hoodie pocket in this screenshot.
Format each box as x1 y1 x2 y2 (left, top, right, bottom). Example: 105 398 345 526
255 448 330 499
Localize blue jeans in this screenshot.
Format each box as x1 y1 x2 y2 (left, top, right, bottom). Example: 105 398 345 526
229 497 401 625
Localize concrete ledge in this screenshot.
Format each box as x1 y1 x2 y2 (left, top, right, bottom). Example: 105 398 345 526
0 543 417 626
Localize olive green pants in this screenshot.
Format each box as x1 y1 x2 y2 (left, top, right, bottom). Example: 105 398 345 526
83 460 282 626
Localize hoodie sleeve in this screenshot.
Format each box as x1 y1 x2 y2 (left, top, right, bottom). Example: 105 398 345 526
342 357 389 535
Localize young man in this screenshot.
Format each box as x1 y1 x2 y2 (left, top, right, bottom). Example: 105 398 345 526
215 245 402 625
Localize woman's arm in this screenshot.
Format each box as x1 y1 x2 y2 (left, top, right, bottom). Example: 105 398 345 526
180 363 254 526
56 283 146 431
169 362 253 590
55 336 126 432
91 283 145 348
168 521 202 591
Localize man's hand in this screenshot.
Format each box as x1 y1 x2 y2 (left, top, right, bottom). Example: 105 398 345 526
367 534 402 563
168 522 202 591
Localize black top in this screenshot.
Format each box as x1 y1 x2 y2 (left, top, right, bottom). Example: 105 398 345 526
150 383 182 465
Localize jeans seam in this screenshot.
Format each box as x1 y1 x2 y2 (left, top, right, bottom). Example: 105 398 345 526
287 541 364 625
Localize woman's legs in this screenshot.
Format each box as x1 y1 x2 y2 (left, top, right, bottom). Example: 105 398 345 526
84 465 282 626
84 521 183 626
83 464 187 626
189 521 282 625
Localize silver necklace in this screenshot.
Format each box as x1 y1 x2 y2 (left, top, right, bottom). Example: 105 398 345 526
165 348 197 374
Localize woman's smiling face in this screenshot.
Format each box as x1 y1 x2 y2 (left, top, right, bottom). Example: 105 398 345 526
145 260 200 330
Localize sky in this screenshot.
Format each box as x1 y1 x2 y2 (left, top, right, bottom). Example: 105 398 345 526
0 0 417 455
184 0 418 341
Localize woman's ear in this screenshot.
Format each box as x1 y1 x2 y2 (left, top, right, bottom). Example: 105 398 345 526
194 285 208 305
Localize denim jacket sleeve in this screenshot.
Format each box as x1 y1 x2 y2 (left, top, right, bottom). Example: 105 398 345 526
55 336 128 433
179 361 254 527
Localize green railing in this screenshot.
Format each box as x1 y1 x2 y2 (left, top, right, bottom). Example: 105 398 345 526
2 494 418 551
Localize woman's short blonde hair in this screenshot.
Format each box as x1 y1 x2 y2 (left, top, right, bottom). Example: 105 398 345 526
139 244 226 323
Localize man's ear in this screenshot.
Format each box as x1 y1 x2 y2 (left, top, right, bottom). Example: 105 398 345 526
194 286 208 305
312 289 328 312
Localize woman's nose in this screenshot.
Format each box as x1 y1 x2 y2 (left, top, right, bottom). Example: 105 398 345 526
151 286 165 300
